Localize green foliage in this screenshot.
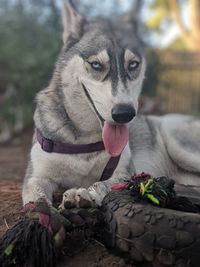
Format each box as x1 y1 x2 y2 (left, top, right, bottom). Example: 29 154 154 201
146 0 172 32
146 8 169 31
142 50 161 97
0 0 62 132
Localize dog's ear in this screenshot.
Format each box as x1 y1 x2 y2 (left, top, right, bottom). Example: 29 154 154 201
121 0 142 31
62 0 84 43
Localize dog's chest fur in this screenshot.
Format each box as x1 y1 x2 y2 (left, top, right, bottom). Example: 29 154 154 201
31 142 110 188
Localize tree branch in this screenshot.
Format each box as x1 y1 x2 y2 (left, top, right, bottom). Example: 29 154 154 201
189 0 200 38
169 0 191 43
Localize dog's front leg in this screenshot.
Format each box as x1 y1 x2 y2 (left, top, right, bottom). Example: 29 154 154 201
22 177 58 205
60 146 134 208
22 162 58 205
88 150 134 206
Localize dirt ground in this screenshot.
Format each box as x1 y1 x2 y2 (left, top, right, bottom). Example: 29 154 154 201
0 129 135 267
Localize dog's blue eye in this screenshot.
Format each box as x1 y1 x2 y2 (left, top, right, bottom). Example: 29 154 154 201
91 61 103 71
128 61 140 71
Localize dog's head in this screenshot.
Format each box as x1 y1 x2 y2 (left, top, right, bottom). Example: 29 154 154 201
60 0 146 156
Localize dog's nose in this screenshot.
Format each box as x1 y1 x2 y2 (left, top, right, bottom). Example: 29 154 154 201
112 104 136 123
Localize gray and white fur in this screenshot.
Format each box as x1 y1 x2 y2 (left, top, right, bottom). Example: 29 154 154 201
22 0 200 208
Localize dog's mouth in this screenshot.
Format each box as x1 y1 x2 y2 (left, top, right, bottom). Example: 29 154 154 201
81 83 129 157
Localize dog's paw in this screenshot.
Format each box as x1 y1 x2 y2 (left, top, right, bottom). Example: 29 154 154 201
58 188 101 209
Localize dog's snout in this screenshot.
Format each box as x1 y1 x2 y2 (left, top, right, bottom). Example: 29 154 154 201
112 104 135 123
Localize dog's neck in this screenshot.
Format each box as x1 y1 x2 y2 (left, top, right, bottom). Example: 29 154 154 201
34 79 102 144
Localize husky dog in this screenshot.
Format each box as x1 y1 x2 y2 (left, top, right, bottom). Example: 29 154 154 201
22 0 200 208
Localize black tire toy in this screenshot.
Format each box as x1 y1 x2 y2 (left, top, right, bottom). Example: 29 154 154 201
102 184 200 267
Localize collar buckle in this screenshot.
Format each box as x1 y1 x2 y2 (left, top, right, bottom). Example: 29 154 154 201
41 138 53 153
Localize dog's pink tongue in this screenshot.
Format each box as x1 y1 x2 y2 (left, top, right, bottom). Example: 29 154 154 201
102 122 129 157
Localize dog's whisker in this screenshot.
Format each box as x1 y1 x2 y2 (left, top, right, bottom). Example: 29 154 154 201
94 100 103 106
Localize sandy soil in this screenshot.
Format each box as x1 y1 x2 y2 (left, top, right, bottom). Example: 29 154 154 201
0 129 135 267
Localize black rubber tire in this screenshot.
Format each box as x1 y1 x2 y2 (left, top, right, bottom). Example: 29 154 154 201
101 185 200 267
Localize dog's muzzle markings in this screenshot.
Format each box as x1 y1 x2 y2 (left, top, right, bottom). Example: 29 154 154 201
81 83 104 125
36 128 120 181
81 84 131 158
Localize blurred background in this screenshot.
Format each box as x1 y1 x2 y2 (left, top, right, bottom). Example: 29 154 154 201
0 0 200 144
0 0 200 181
